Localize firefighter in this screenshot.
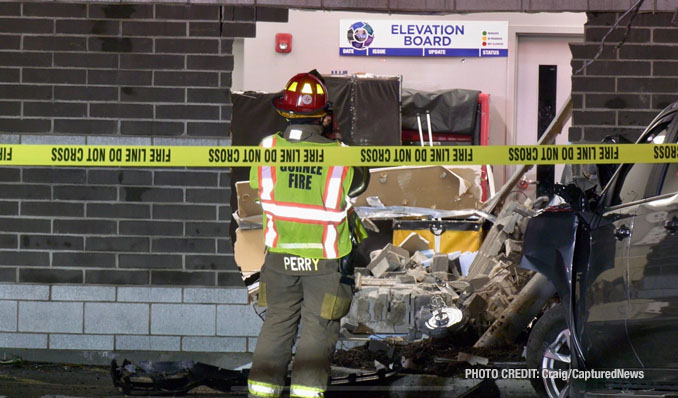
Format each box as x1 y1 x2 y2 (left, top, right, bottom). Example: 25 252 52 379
247 72 368 398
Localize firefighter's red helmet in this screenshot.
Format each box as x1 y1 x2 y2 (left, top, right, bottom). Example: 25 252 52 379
273 73 328 119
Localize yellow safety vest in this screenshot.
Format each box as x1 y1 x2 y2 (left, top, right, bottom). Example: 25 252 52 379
250 133 355 259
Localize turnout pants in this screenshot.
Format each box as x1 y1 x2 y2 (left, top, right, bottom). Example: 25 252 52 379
247 253 353 398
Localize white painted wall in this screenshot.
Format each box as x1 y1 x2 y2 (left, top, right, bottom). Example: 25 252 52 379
235 10 586 186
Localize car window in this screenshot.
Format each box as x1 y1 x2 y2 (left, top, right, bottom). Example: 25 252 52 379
611 126 669 206
661 163 678 195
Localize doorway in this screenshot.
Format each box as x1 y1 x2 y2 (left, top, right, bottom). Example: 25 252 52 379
515 35 583 200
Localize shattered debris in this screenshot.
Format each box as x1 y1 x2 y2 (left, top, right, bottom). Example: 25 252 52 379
343 199 541 351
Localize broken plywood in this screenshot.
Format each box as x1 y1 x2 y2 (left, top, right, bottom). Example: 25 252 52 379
353 166 481 210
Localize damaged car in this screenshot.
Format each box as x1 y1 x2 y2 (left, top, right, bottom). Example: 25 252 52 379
522 101 678 398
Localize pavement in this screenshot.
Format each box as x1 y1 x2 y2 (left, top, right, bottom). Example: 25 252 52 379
0 360 542 398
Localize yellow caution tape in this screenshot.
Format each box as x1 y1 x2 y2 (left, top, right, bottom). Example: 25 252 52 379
0 144 676 167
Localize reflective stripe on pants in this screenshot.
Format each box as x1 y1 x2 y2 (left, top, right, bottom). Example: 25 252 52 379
290 384 324 398
248 380 283 398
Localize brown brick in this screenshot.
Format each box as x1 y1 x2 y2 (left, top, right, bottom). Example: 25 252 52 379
54 185 117 201
54 219 116 235
0 101 19 116
0 251 49 266
87 203 150 219
456 0 519 11
55 86 118 101
0 268 16 282
0 68 20 83
256 7 288 22
53 253 116 268
654 61 678 76
0 170 19 182
585 26 650 43
618 77 678 93
0 18 53 33
153 205 216 220
187 55 233 70
186 255 236 270
189 22 221 37
121 87 185 103
54 119 119 135
156 38 219 54
569 43 617 60
0 201 18 216
88 37 153 53
620 45 678 60
86 270 149 285
187 88 230 104
154 71 219 87
24 35 87 51
156 105 220 120
21 235 84 251
0 234 17 248
120 221 183 236
120 121 185 136
119 254 182 269
586 93 651 109
217 271 244 287
618 110 660 126
572 76 616 93
23 68 86 84
652 27 678 43
220 22 256 38
0 118 51 133
55 53 118 69
90 103 154 119
0 84 51 100
120 54 184 70
0 52 51 67
587 60 651 76
88 70 153 86
23 168 85 183
629 12 676 27
573 110 616 125
87 237 149 252
151 270 215 286
187 122 229 137
88 169 152 185
24 102 87 118
89 4 153 19
24 3 86 17
186 221 228 237
20 268 82 284
0 2 20 16
156 5 220 20
155 171 218 186
120 187 184 203
56 19 119 35
0 35 20 50
652 94 678 109
21 201 84 217
123 21 187 36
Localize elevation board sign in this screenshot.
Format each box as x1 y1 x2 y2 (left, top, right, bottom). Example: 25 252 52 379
339 20 508 57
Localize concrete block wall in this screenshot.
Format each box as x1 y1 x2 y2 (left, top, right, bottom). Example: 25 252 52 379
0 284 262 353
570 12 678 143
0 2 287 360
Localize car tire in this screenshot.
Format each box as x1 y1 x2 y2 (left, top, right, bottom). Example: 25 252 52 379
526 303 570 398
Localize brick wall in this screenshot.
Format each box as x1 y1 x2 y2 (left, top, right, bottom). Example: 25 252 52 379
0 2 287 359
570 12 678 143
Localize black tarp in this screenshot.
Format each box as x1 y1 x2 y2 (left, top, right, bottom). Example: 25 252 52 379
401 88 480 135
324 75 401 146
